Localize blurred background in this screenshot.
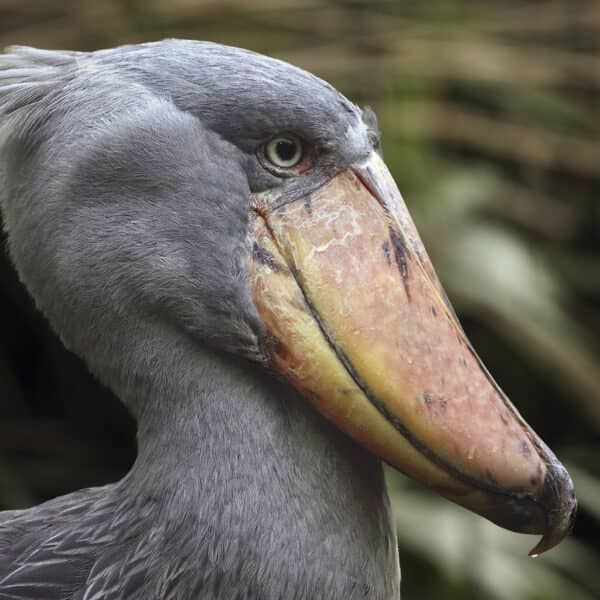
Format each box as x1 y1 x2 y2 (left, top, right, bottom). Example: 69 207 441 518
0 1 599 598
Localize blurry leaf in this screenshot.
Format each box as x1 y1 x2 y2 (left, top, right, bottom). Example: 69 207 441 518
378 101 600 178
387 469 600 600
566 462 600 523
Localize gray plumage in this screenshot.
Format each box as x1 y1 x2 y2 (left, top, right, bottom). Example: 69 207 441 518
0 41 399 599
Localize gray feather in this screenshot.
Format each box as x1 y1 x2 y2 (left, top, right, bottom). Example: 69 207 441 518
0 40 399 599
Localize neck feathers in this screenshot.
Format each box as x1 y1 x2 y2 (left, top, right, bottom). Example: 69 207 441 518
121 335 401 598
1 322 400 599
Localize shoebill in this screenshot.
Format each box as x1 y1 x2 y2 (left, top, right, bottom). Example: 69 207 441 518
0 40 576 599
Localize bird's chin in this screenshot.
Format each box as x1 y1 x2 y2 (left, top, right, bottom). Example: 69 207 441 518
248 152 576 556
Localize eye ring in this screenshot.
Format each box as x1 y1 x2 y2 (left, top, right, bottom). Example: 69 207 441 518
265 134 303 168
259 134 313 176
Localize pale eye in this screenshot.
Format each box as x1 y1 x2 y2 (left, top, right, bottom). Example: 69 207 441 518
265 135 303 168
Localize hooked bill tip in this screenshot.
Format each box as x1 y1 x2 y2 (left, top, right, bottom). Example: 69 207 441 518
528 459 577 556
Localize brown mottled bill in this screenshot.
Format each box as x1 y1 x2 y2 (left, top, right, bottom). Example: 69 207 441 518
249 152 576 556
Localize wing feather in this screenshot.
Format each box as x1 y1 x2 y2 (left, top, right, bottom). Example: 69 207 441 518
0 487 165 600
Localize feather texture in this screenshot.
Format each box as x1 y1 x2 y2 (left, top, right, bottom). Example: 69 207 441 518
0 41 399 599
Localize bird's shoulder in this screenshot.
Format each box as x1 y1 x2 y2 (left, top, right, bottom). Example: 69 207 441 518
0 486 174 600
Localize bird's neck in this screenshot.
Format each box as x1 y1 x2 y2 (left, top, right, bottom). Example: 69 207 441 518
103 327 400 597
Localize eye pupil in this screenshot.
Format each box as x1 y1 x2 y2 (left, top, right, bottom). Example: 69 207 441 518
275 139 297 162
